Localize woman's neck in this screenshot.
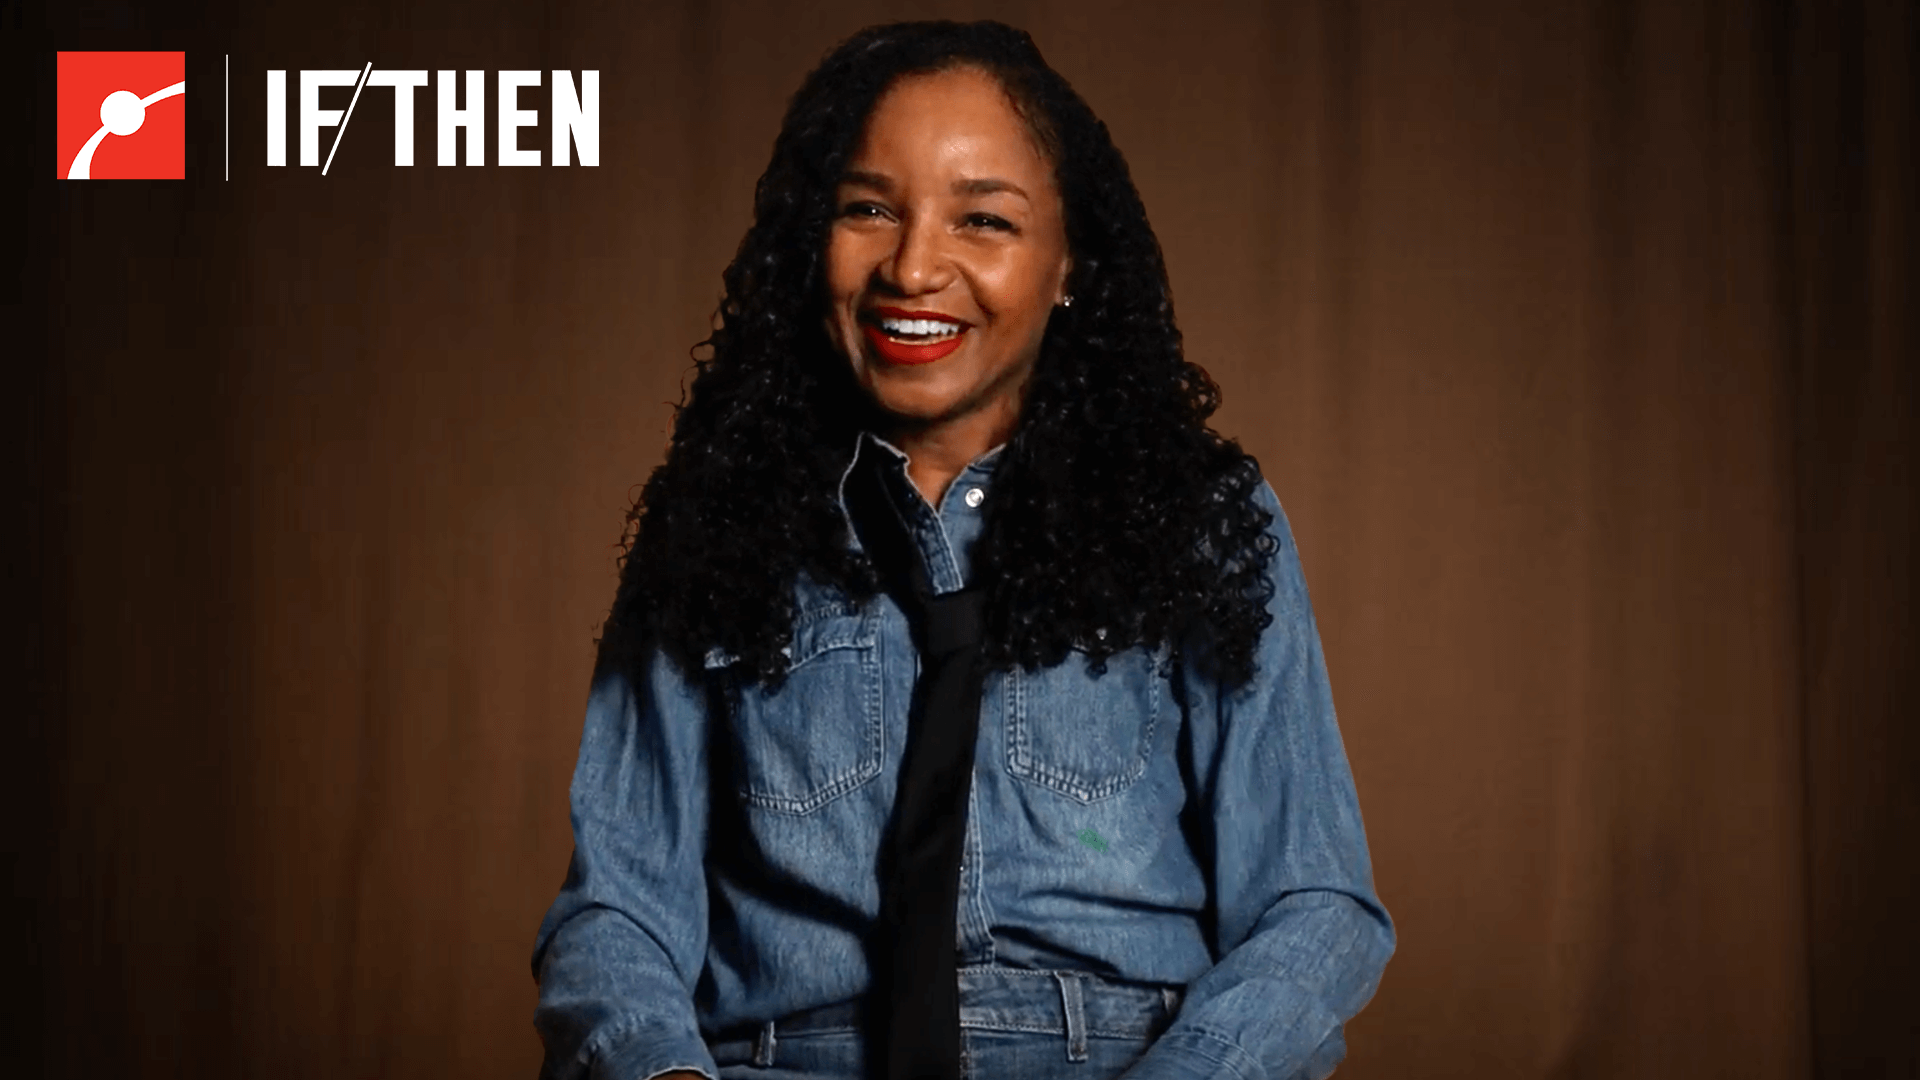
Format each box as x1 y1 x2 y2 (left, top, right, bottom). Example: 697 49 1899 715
885 405 1014 508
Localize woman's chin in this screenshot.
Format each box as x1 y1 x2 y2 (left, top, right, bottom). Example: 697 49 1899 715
855 373 966 426
868 397 959 432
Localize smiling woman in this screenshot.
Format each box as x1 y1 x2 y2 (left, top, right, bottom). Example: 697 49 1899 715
824 67 1073 505
530 19 1393 1080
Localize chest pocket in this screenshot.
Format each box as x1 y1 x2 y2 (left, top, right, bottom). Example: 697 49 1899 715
1005 645 1164 803
707 606 883 816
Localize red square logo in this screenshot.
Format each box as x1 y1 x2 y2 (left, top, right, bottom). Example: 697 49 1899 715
57 52 187 179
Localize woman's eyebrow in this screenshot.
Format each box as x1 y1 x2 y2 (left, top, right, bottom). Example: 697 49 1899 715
953 177 1029 201
836 171 1030 203
838 170 894 192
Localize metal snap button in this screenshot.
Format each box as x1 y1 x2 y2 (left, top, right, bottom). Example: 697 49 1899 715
964 486 985 508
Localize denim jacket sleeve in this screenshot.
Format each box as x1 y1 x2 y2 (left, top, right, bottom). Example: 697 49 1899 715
1119 482 1395 1080
531 649 720 1080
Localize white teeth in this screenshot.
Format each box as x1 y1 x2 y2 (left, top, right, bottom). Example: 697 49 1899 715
877 317 963 338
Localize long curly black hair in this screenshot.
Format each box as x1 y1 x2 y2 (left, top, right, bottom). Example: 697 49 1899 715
598 19 1276 691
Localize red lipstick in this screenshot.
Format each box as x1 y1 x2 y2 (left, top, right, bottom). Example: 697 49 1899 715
862 308 970 366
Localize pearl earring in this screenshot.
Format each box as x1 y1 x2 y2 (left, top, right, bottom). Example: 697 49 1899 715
1061 295 1074 309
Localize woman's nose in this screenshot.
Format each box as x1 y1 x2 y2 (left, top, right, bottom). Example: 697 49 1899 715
883 214 953 296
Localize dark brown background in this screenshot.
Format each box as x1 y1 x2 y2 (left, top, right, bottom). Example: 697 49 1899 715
10 0 1915 1078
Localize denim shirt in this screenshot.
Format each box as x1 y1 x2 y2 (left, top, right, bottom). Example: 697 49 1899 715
532 433 1394 1080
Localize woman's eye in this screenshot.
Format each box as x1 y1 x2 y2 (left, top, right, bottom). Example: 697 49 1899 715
840 202 887 220
965 213 1014 231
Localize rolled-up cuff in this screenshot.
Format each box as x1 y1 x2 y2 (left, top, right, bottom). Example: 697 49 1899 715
584 1019 718 1080
1118 1028 1266 1080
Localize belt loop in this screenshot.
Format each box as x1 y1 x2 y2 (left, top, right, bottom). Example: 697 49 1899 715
752 1019 777 1067
1054 971 1089 1063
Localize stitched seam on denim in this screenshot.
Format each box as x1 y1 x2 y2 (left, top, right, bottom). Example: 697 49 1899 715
958 1019 1065 1034
791 601 862 627
895 494 960 595
957 969 1167 1038
783 613 875 669
955 1019 1161 1036
1006 668 1030 779
1085 1024 1160 1038
639 1068 716 1080
718 1023 862 1040
962 967 1076 984
867 621 885 802
584 1015 681 1065
960 779 994 963
1019 755 1147 802
738 750 880 813
959 966 1167 988
703 604 870 670
580 1016 636 1063
1058 972 1088 1060
957 1015 1164 1037
1157 1029 1262 1080
782 638 872 669
957 967 1168 993
750 1021 776 1067
927 504 963 593
776 1025 862 1036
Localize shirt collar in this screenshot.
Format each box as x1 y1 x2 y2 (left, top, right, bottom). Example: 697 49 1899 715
858 430 1005 466
836 430 1006 506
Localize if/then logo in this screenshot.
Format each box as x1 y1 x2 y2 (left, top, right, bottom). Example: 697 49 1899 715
267 67 599 173
57 52 187 179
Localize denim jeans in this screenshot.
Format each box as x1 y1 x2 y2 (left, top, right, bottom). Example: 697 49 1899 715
706 967 1180 1080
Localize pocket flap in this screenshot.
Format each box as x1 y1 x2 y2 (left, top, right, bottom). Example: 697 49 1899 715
785 606 875 668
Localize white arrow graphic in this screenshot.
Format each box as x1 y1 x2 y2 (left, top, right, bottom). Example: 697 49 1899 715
67 79 187 180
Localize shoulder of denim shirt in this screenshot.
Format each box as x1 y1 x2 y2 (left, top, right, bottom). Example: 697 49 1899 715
1190 471 1299 578
1241 477 1321 677
584 635 709 716
1258 478 1314 582
1252 476 1313 587
1171 473 1314 695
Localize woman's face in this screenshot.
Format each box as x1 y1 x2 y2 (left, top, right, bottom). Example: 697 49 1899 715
824 65 1072 442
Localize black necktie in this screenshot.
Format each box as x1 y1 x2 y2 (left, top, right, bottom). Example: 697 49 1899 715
844 453 987 1080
